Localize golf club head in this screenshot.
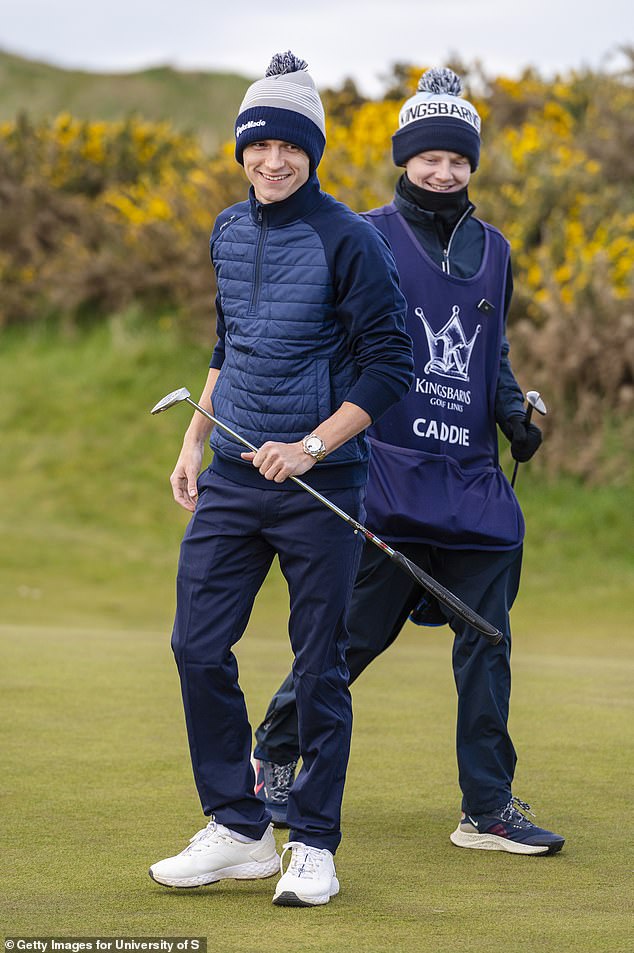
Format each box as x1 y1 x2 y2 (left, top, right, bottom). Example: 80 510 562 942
151 387 191 415
526 390 547 416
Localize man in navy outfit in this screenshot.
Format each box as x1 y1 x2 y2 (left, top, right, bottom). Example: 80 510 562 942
253 68 565 856
148 52 413 905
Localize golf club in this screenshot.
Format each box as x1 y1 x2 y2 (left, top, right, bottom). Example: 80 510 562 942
510 390 548 489
151 387 504 646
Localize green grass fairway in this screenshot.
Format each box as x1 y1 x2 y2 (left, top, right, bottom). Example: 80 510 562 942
2 606 632 953
2 325 633 951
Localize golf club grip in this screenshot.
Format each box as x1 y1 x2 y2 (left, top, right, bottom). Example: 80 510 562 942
390 551 503 645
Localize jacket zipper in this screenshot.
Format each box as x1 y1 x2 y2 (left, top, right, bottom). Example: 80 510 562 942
442 206 473 275
248 204 267 314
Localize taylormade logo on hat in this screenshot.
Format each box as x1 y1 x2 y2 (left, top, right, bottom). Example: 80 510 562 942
234 51 326 172
392 67 482 171
236 119 267 137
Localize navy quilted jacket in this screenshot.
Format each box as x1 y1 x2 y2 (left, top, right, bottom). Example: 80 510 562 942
208 175 414 489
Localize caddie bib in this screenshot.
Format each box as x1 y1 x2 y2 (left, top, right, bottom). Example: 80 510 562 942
363 205 524 550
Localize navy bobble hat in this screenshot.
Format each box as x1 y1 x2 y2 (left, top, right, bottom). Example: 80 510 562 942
392 67 481 171
235 52 326 172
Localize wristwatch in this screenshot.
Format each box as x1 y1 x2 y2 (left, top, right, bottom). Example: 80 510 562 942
302 433 327 462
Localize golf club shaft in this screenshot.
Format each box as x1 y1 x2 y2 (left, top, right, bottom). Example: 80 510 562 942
510 402 535 489
183 396 502 645
183 396 383 528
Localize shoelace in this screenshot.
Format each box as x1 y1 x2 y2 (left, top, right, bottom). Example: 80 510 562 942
500 796 537 824
183 817 231 854
266 761 297 802
280 841 328 879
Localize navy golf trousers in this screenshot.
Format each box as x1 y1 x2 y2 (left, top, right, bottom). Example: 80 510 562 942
171 467 364 854
254 540 522 816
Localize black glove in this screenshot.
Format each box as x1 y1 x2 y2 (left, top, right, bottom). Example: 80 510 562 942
506 415 543 463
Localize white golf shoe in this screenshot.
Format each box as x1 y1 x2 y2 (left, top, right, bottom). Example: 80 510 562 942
272 841 340 907
149 818 279 888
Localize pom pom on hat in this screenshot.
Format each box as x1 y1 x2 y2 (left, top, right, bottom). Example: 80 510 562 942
234 51 326 172
417 67 463 96
265 51 308 76
392 67 481 171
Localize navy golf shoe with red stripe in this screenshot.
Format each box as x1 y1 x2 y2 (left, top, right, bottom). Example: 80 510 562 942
450 797 565 855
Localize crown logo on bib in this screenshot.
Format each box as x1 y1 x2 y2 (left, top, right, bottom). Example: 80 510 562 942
416 305 481 382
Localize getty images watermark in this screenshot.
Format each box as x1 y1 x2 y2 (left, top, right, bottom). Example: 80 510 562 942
4 941 206 953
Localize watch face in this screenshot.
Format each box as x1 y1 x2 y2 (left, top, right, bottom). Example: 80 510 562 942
305 436 322 453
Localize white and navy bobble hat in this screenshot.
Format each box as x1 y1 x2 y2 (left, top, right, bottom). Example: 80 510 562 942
392 67 481 171
235 51 326 172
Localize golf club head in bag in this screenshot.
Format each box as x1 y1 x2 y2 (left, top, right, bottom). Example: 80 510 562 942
510 390 548 489
525 391 547 419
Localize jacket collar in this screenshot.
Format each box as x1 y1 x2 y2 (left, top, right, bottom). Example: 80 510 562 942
248 174 324 226
394 184 475 231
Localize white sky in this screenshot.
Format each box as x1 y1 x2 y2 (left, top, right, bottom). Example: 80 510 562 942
0 0 631 95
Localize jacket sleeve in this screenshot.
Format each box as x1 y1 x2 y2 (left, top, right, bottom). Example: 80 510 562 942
209 293 226 370
323 215 414 422
208 204 246 371
495 258 526 428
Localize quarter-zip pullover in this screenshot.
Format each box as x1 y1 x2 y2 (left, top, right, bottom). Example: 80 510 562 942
208 175 414 490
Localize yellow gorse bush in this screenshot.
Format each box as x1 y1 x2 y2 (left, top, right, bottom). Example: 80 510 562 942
320 99 397 210
0 113 233 330
0 61 632 477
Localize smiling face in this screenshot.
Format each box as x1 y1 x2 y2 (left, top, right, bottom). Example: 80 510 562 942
405 150 471 193
242 139 310 204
